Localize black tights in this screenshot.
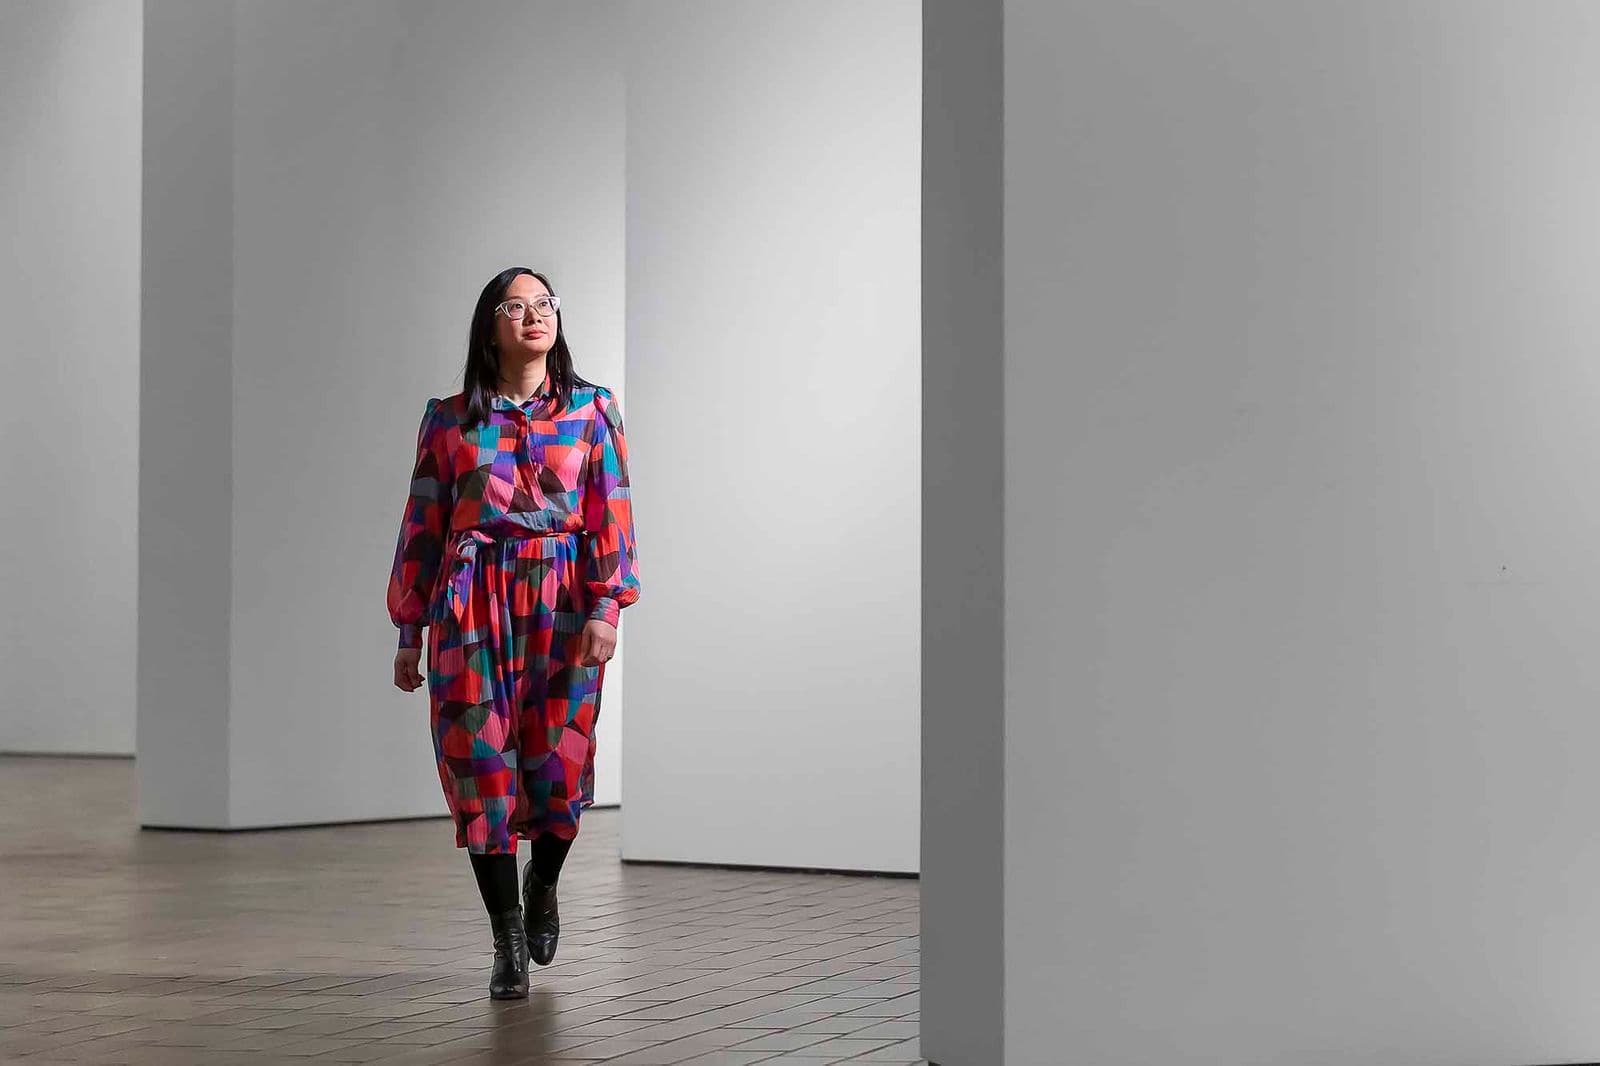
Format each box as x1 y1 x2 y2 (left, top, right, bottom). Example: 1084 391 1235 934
468 833 575 916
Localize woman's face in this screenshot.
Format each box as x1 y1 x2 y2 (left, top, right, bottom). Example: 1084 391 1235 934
494 274 559 362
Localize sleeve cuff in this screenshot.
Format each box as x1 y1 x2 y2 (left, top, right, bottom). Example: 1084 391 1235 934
397 623 424 650
587 597 621 628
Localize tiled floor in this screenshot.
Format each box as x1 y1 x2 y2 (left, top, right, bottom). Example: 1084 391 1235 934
0 755 924 1065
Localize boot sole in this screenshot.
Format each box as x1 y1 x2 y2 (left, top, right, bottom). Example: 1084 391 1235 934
489 986 529 1000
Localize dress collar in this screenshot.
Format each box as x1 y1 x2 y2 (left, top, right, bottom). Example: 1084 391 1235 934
491 369 555 409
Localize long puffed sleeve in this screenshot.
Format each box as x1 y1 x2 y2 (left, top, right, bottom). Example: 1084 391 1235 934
581 387 641 628
387 397 454 650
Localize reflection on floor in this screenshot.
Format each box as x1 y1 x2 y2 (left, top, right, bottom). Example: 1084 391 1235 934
0 755 924 1065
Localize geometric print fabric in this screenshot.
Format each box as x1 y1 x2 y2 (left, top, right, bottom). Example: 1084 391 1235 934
387 369 640 854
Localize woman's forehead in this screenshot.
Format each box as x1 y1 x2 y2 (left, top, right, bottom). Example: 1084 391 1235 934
506 277 550 298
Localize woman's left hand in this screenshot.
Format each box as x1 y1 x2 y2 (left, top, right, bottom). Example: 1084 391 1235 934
577 619 618 666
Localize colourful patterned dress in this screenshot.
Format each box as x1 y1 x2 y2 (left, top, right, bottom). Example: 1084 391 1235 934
387 370 640 854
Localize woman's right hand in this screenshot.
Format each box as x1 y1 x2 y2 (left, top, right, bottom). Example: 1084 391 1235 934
394 647 425 692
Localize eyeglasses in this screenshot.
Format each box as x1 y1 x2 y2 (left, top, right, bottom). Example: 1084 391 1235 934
495 295 561 320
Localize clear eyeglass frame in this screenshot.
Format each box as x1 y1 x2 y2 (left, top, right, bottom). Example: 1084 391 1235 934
495 295 561 320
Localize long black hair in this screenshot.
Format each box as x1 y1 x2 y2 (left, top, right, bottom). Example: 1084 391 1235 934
462 267 598 427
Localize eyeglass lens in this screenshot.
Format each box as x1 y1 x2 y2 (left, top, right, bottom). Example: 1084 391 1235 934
502 297 557 318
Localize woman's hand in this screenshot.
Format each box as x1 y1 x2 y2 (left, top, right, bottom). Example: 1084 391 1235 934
577 619 618 667
394 647 425 691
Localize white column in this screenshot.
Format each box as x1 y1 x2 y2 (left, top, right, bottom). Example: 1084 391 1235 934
920 0 1004 1062
999 1 1600 1063
620 0 922 872
139 0 236 825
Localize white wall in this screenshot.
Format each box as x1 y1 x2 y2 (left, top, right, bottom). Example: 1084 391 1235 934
1004 2 1600 1063
621 0 922 872
0 0 142 755
140 0 629 830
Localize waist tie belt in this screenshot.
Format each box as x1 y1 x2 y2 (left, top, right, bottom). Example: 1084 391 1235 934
441 528 580 626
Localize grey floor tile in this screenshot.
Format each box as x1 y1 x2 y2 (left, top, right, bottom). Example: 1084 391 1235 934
0 755 922 1066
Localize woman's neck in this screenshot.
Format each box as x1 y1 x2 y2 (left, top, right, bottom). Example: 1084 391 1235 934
496 355 549 402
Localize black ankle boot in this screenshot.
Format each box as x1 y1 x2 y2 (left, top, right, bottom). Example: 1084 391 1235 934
521 859 560 966
487 904 530 999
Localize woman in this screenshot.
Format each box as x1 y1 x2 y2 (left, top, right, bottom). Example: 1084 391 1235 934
387 267 640 1000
